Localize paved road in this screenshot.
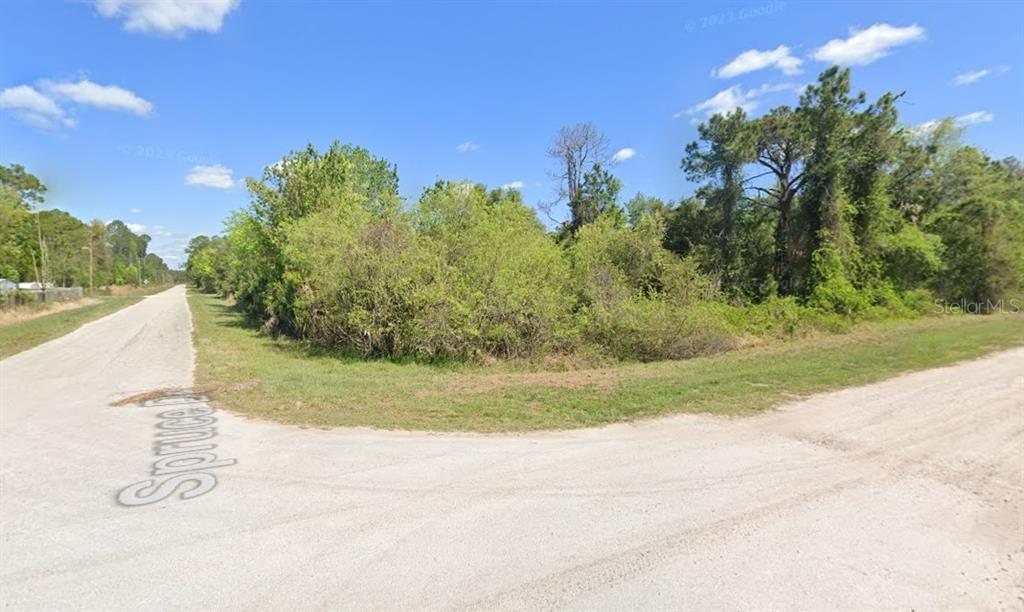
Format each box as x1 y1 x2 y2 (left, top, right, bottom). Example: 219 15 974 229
1 285 1022 611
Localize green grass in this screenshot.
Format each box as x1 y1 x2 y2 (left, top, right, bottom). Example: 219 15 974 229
189 291 1024 432
0 287 172 359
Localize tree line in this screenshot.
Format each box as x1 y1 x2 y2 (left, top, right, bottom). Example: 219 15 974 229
186 67 1024 362
0 164 179 289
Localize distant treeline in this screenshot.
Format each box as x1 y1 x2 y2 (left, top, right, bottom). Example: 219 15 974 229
186 67 1024 362
0 165 180 288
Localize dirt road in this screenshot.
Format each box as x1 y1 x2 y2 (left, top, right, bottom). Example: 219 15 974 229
1 285 1021 610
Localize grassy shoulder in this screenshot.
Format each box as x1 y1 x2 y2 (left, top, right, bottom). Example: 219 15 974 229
190 291 1024 432
0 286 173 360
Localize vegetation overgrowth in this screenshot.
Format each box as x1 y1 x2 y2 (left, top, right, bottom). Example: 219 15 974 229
185 67 1023 364
189 291 1024 431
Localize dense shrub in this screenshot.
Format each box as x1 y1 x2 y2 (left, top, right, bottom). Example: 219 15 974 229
235 141 403 334
569 214 714 306
582 297 736 361
900 288 937 316
719 297 851 338
414 182 575 358
283 203 441 357
877 225 944 291
568 214 727 359
807 245 870 317
277 181 576 360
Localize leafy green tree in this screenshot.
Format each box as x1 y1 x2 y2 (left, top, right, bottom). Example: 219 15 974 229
0 164 47 205
796 67 864 302
185 236 228 292
233 141 402 331
663 197 715 262
625 193 670 228
845 92 902 269
568 163 624 232
748 107 808 295
175 68 1024 365
38 210 89 287
0 186 35 281
925 148 1024 304
0 164 47 282
682 109 754 293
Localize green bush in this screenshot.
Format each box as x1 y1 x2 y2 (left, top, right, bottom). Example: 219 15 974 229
583 297 736 362
568 215 729 360
281 181 577 361
808 245 871 317
878 225 944 291
900 288 937 316
414 182 575 358
570 214 714 306
719 296 852 338
283 203 442 358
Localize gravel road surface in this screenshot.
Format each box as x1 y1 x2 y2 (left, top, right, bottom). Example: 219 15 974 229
1 285 1021 610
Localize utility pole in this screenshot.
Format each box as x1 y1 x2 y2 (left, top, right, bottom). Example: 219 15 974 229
36 211 50 300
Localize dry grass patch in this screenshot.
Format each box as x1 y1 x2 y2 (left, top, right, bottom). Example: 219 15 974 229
0 298 99 326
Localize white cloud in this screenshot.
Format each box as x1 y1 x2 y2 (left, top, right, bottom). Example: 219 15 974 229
681 86 754 118
455 141 479 153
0 86 62 118
812 23 925 66
611 148 636 163
911 120 941 135
748 82 801 96
952 65 1010 86
185 164 235 189
126 223 147 233
130 208 142 214
955 110 994 126
0 85 76 129
913 111 995 134
94 0 240 36
713 45 803 79
500 180 525 190
41 80 152 116
678 82 800 119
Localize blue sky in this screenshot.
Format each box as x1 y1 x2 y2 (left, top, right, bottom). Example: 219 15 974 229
2 1 1022 268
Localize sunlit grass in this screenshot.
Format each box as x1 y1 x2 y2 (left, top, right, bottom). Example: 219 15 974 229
190 291 1024 432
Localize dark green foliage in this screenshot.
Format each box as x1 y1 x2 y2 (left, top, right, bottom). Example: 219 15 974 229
571 163 624 230
682 109 754 293
667 67 1022 317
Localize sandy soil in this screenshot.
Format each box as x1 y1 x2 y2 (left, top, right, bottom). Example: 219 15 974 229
1 285 1021 610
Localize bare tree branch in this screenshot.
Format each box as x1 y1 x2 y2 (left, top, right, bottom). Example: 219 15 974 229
546 122 608 209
